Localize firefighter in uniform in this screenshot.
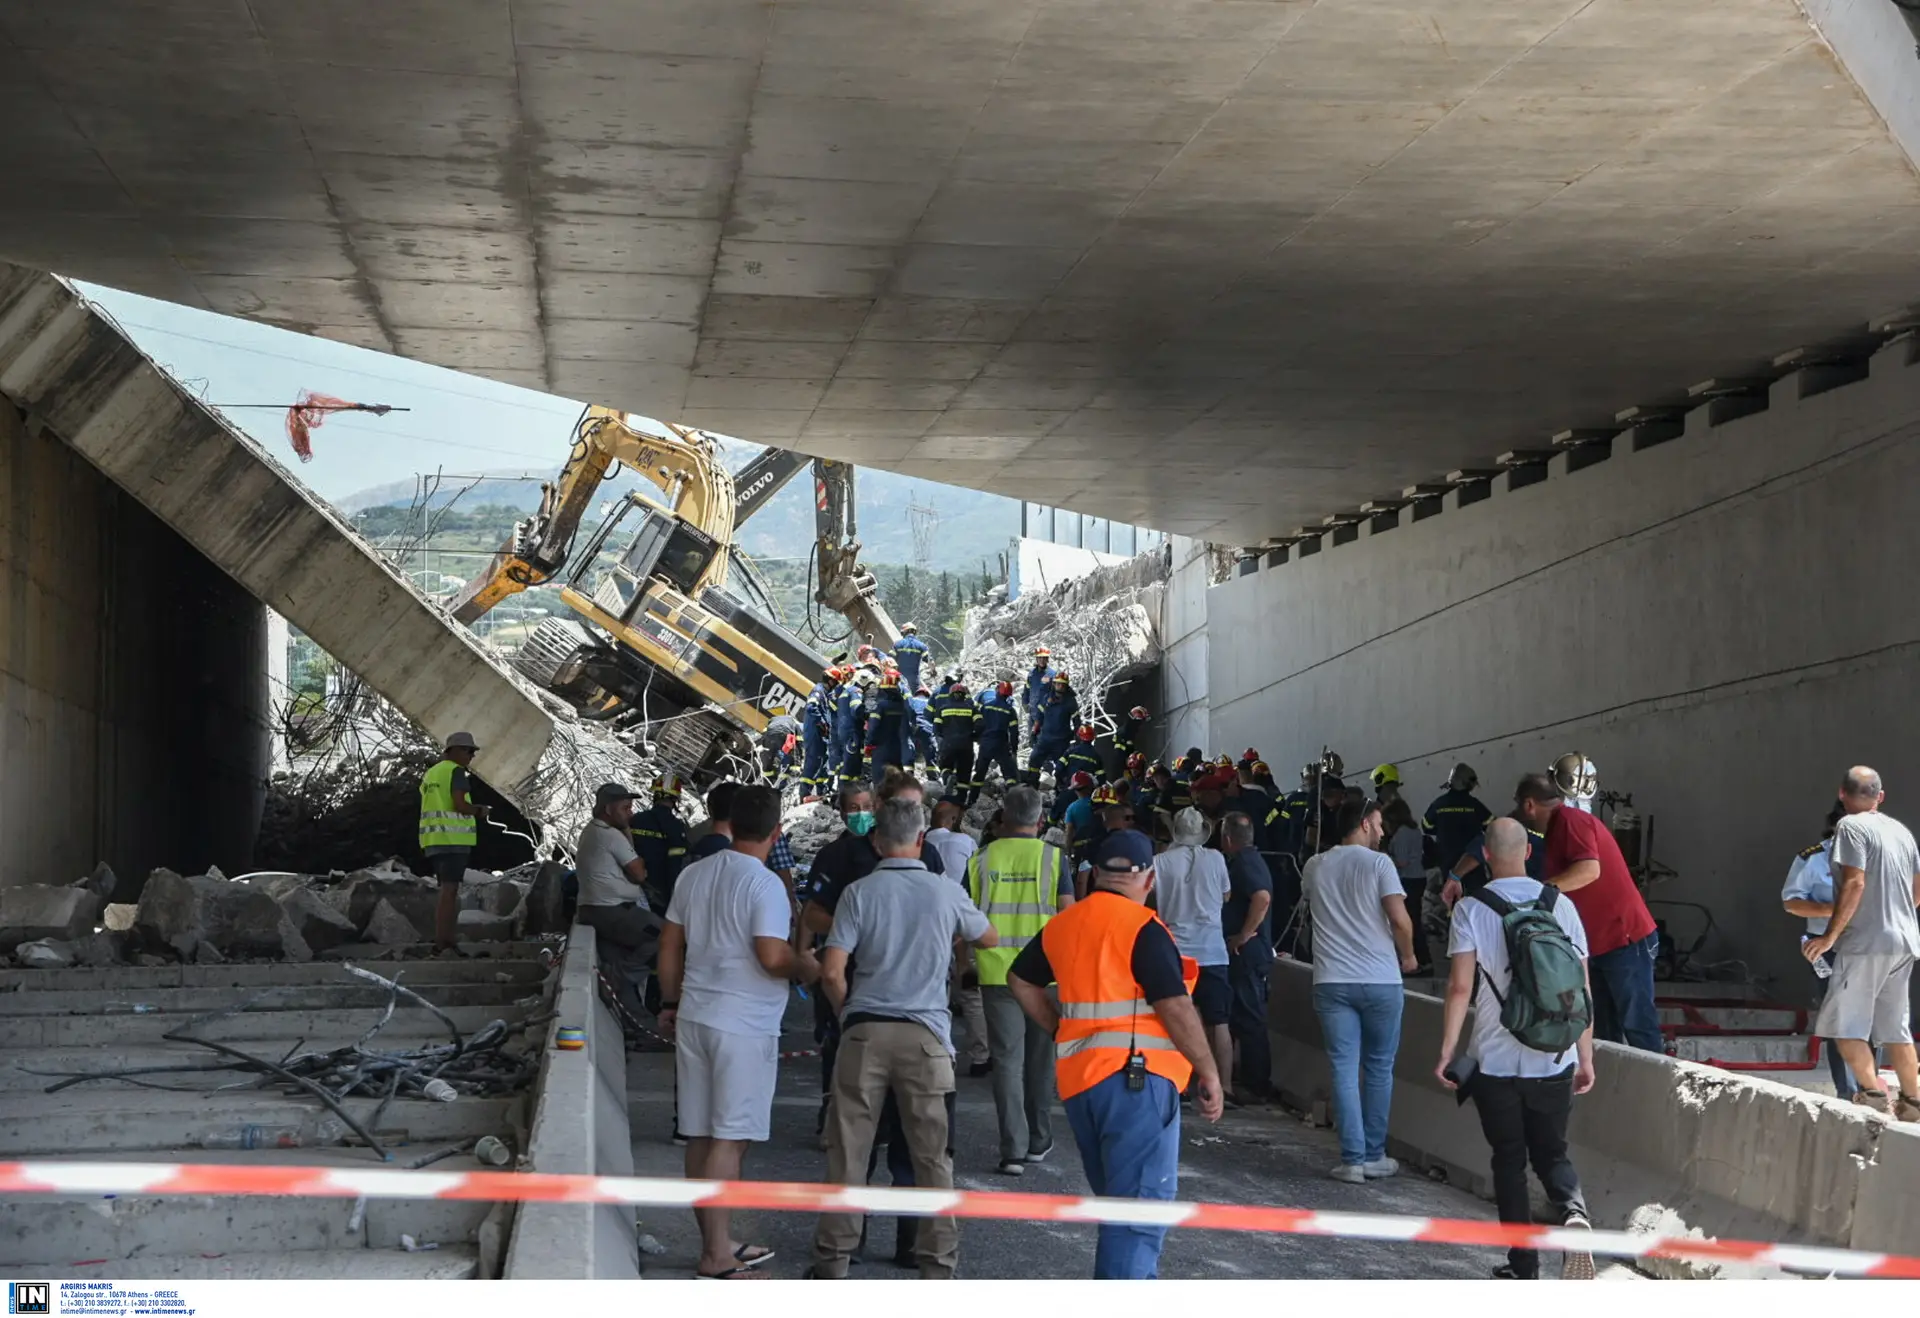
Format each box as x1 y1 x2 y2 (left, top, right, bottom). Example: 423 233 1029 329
933 680 978 802
865 669 911 785
971 680 1020 805
1027 672 1080 784
801 669 839 800
1420 762 1493 963
1108 704 1149 779
1005 829 1222 1279
1053 725 1105 823
908 686 937 767
630 774 690 915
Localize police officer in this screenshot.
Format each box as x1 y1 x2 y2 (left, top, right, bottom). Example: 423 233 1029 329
1021 646 1058 740
892 623 931 691
801 668 839 801
1027 671 1080 784
630 774 691 915
865 669 911 785
972 680 1021 805
1053 725 1105 823
933 679 978 801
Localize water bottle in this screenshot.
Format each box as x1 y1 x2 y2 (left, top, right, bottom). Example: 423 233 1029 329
1803 936 1833 979
198 1114 345 1150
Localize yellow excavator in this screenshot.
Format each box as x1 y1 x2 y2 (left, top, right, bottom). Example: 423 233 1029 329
448 406 900 778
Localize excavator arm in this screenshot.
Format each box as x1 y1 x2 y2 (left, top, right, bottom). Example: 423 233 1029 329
812 458 901 651
449 406 735 624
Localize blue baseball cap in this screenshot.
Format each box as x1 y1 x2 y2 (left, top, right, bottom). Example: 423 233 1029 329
1090 828 1156 874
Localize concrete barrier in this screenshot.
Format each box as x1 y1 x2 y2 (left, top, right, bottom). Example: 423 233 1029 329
504 928 639 1279
1266 959 1904 1261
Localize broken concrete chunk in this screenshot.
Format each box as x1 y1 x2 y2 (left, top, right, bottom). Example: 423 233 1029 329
318 942 397 962
134 869 313 961
0 884 104 947
461 880 525 919
73 931 125 967
16 938 75 968
456 909 513 942
103 903 137 932
71 862 117 898
330 872 439 936
276 886 359 955
365 899 422 947
521 862 569 937
193 940 227 964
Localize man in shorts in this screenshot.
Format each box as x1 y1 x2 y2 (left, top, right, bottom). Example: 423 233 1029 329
1803 766 1920 1118
658 784 819 1278
418 731 487 955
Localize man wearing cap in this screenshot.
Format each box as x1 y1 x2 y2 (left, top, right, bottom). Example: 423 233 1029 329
1008 829 1223 1279
420 732 489 955
574 782 661 1023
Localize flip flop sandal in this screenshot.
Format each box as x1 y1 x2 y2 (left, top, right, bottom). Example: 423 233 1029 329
734 1244 777 1268
694 1266 769 1280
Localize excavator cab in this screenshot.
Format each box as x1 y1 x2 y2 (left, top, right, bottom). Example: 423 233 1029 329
578 493 722 619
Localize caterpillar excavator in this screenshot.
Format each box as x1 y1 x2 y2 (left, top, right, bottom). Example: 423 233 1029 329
447 405 900 779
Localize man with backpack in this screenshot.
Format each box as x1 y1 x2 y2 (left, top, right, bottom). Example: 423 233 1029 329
1435 817 1597 1281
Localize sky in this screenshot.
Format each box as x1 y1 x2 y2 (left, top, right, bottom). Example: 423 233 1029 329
77 283 648 505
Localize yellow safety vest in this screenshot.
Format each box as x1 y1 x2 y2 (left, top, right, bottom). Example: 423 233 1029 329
418 759 477 851
968 837 1062 986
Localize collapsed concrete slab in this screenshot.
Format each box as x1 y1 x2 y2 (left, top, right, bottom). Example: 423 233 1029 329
0 886 103 946
133 870 311 963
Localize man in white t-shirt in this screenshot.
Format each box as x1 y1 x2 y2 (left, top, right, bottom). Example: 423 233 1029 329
658 784 818 1279
1155 808 1235 1096
1435 817 1596 1281
925 798 990 1075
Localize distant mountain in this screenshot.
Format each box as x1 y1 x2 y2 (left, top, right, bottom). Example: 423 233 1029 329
335 450 1020 574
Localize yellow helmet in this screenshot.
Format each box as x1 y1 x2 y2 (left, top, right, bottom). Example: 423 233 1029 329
1371 763 1401 788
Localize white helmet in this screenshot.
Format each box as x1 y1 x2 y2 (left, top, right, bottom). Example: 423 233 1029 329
1551 753 1597 801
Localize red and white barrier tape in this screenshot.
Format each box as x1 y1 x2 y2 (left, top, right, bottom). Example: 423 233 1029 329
0 1161 1906 1277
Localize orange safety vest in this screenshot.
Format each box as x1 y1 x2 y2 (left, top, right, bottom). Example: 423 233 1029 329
1041 891 1199 1101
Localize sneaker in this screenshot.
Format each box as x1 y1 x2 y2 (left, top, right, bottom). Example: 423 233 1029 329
1024 1142 1053 1164
671 1129 688 1147
996 1159 1026 1177
1558 1211 1597 1279
1853 1089 1893 1117
1361 1157 1399 1180
1896 1094 1920 1123
1329 1164 1366 1184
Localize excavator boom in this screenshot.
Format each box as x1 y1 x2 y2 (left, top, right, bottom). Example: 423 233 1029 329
448 407 734 623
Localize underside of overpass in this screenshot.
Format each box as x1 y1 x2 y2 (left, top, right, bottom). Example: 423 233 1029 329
2 0 1919 543
0 1 1918 985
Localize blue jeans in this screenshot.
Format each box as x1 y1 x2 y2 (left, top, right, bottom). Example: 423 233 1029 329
1590 932 1663 1052
1313 981 1404 1166
1064 1071 1182 1279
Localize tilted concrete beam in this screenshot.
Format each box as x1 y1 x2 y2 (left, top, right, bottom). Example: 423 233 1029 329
0 264 557 793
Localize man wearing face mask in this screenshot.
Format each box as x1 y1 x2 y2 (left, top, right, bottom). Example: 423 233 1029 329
799 775 948 1141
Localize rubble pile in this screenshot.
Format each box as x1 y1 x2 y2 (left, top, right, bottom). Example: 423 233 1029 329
954 547 1168 740
4 857 571 970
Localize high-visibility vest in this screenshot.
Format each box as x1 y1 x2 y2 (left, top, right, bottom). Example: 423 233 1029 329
418 759 477 851
1043 892 1198 1101
968 837 1062 986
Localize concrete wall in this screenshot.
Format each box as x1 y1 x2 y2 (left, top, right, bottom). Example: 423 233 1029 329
1804 0 1920 174
0 264 559 796
1265 961 1919 1262
505 926 639 1279
1204 339 1920 992
1008 537 1127 602
1159 536 1211 762
0 400 269 888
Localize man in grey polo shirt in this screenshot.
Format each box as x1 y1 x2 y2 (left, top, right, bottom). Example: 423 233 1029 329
813 795 997 1279
1804 766 1920 1119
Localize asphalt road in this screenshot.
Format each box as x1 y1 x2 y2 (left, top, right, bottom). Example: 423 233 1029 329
625 1020 1538 1281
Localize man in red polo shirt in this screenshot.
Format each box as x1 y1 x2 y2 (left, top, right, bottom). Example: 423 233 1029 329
1515 773 1662 1051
